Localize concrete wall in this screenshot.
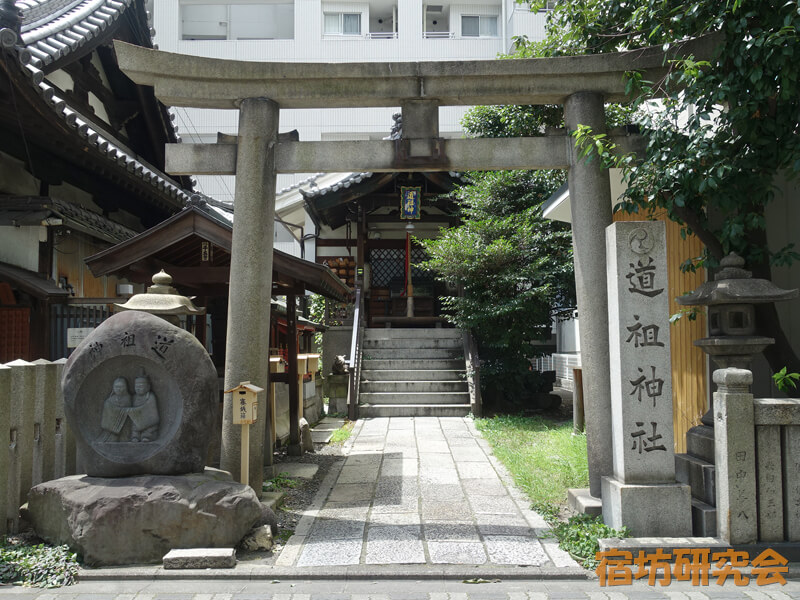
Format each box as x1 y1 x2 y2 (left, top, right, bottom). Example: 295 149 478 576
0 359 76 535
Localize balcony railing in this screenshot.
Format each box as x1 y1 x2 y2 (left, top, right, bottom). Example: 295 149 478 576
423 31 454 39
367 31 398 39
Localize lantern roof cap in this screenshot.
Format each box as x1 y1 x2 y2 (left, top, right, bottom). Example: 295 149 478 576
115 270 206 316
676 253 798 307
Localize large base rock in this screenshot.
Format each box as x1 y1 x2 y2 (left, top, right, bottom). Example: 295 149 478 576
23 468 265 566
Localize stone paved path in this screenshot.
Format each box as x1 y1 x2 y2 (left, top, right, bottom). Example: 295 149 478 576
5 574 799 599
275 417 576 569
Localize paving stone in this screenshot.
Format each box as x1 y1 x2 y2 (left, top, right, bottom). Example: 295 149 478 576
427 541 487 564
419 453 454 467
387 418 415 429
337 465 380 484
461 478 508 496
345 454 382 466
375 476 419 500
455 462 498 479
365 525 425 564
422 440 451 454
296 538 362 567
162 548 235 569
424 522 479 541
420 482 465 502
368 511 421 525
317 502 370 521
381 458 418 477
452 447 490 462
446 438 482 448
273 463 319 480
327 483 375 503
419 469 460 485
371 495 419 513
421 499 471 520
484 535 548 566
351 437 386 452
385 431 417 446
468 494 520 515
307 517 366 540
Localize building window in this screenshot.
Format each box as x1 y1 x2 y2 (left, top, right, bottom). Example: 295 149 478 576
181 3 294 40
324 12 362 36
461 15 498 38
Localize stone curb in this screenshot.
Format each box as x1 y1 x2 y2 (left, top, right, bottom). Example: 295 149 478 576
76 564 592 581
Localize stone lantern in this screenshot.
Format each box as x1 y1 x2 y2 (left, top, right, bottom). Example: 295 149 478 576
115 270 205 326
677 253 797 370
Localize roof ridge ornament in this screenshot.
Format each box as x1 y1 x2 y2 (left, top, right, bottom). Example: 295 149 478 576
0 0 21 47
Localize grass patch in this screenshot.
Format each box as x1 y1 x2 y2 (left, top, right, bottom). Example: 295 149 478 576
474 414 588 507
0 539 78 587
329 420 354 444
263 472 299 492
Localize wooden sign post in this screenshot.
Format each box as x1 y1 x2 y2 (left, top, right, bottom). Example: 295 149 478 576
225 381 263 485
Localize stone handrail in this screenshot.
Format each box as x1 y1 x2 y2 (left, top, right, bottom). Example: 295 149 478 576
0 359 77 535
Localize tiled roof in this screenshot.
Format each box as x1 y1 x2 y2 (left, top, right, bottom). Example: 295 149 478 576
301 172 376 199
0 0 192 207
18 0 137 68
50 196 137 242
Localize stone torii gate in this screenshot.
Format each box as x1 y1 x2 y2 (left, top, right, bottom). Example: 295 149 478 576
114 37 715 493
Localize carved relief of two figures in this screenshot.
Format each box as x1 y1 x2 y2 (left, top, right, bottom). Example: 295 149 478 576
99 370 160 442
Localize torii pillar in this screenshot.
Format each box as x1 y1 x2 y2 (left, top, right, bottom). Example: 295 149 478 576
221 97 279 490
564 92 614 498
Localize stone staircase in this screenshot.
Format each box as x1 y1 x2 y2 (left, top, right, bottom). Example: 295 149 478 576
674 420 717 536
358 328 471 417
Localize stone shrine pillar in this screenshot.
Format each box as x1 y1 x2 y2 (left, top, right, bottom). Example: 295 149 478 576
564 92 613 498
602 221 691 535
221 97 279 490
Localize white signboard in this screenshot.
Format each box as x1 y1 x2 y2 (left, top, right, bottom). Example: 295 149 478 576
67 327 94 348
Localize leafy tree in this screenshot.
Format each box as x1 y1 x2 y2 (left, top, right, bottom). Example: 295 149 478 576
525 0 800 387
419 167 573 403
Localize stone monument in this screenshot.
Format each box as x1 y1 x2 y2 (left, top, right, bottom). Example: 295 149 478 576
23 310 274 566
602 221 692 536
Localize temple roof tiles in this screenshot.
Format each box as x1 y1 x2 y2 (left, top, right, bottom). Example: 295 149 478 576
1 0 191 210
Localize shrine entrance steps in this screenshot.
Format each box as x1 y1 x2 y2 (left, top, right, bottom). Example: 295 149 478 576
358 328 471 418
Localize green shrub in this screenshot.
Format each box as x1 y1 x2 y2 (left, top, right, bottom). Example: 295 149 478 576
0 539 78 587
549 514 629 569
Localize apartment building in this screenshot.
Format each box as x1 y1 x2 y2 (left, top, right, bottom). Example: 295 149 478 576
149 0 551 209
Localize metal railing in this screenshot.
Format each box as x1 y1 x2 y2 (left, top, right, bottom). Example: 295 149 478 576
346 287 364 420
532 352 580 389
423 31 454 39
367 32 398 39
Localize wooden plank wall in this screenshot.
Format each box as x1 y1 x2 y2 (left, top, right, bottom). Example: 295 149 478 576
612 210 708 453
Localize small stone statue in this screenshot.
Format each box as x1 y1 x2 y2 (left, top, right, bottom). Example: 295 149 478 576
130 371 160 442
331 355 349 374
99 377 132 442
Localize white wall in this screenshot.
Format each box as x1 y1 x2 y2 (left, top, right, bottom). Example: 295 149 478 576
0 227 42 272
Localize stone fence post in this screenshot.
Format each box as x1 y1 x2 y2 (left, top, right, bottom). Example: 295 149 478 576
1 359 74 535
713 367 757 544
